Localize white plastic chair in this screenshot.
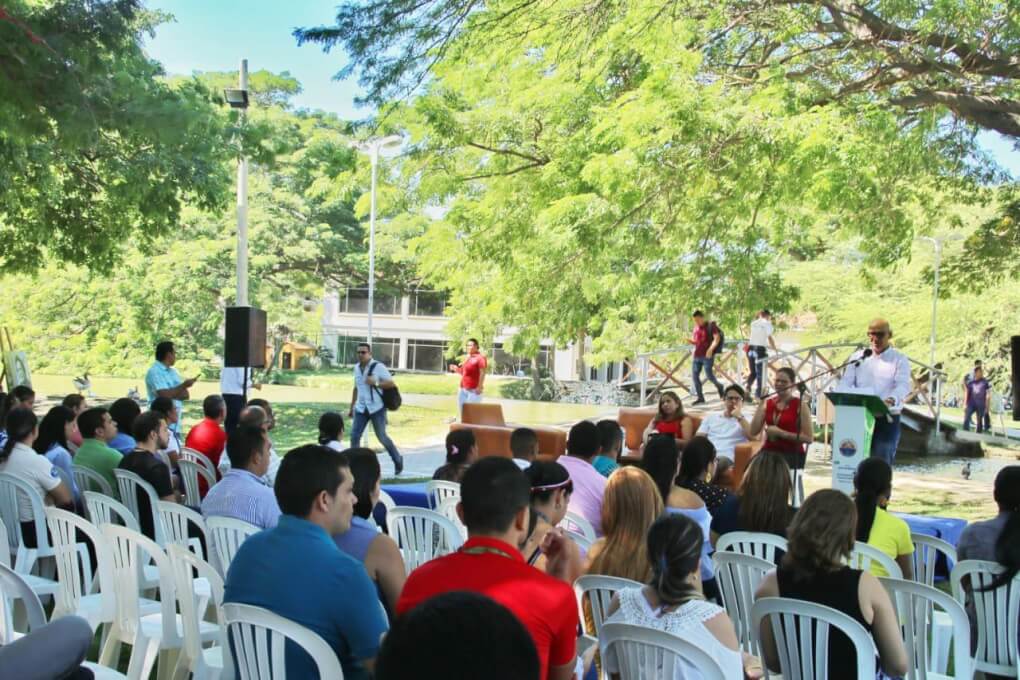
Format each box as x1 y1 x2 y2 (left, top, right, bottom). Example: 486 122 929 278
158 501 208 561
436 496 468 539
0 520 8 568
751 597 877 680
599 621 728 680
567 529 593 553
424 479 461 510
950 559 1020 678
178 459 217 507
83 491 161 591
715 531 789 564
73 464 115 496
558 511 597 542
0 472 59 597
573 574 642 638
375 489 396 531
880 577 972 680
386 506 463 575
713 551 772 654
206 516 260 577
910 534 956 587
168 544 227 680
180 447 219 482
43 507 116 632
114 469 168 546
849 541 904 579
223 602 344 679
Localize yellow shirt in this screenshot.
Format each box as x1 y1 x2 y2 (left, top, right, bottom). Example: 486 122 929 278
866 507 913 577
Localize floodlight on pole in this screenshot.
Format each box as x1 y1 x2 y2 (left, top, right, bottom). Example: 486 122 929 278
351 135 402 344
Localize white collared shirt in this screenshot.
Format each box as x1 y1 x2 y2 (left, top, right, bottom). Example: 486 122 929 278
220 367 255 395
837 346 911 414
749 318 773 347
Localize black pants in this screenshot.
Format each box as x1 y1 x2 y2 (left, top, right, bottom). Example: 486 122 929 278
223 393 246 433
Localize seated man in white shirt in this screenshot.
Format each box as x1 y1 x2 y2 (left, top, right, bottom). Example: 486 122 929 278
694 384 752 462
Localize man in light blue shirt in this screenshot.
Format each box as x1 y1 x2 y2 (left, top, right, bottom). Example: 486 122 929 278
202 424 281 529
145 341 196 432
347 343 403 475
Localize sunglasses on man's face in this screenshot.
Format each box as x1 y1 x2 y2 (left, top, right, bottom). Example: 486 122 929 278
868 331 887 338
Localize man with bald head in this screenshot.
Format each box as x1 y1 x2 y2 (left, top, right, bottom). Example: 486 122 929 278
837 318 912 464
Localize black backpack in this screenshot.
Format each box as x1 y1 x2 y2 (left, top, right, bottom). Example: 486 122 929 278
367 361 402 411
711 321 725 351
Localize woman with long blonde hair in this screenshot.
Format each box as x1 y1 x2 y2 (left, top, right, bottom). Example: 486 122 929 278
585 466 664 582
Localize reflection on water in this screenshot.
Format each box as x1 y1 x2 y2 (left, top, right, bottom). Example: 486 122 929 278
894 456 1015 483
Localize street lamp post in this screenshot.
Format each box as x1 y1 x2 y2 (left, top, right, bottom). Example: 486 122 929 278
919 234 963 434
352 135 402 343
224 60 251 306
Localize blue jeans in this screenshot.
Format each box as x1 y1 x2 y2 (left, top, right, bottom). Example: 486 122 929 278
871 414 901 465
964 402 987 433
692 356 724 401
745 346 767 399
351 407 402 463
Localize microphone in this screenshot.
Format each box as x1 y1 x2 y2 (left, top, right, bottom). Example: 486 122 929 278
763 347 873 400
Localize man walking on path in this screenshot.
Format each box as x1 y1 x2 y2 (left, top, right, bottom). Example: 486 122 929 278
348 343 404 475
690 310 725 405
450 338 487 417
745 309 777 403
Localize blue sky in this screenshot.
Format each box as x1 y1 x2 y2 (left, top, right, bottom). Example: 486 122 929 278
143 0 1020 177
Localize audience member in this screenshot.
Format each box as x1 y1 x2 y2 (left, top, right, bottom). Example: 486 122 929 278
642 391 694 445
201 425 281 529
119 411 179 539
695 384 752 463
710 456 733 488
0 614 95 680
604 514 743 679
376 591 540 680
641 435 717 600
0 408 73 545
33 406 81 505
144 340 196 432
586 466 664 583
0 385 36 451
432 429 478 483
593 420 622 477
521 461 582 582
61 394 87 452
225 445 388 679
677 436 733 513
854 457 913 579
108 397 141 455
333 447 406 617
711 451 795 546
348 342 404 475
74 407 123 495
185 394 228 495
750 366 813 470
397 457 579 680
557 421 608 536
958 465 1020 562
755 489 908 680
150 396 182 469
318 411 345 452
218 403 283 484
510 427 539 470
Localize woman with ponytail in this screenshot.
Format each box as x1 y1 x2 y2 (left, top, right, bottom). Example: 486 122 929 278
602 513 743 679
853 457 914 579
432 429 478 482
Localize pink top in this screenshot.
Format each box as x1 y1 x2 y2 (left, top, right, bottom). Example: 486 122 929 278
556 455 608 536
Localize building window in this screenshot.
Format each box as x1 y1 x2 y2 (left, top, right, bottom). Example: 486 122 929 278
411 290 446 317
336 335 368 365
491 343 554 376
369 337 400 367
408 339 447 372
340 288 400 316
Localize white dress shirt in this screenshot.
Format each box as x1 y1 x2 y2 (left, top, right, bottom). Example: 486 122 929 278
695 413 750 460
220 366 255 396
837 347 911 414
749 318 773 347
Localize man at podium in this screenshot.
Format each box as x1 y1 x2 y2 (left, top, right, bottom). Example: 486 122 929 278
837 319 911 465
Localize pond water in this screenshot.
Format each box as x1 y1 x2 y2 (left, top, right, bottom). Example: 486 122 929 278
893 454 1017 483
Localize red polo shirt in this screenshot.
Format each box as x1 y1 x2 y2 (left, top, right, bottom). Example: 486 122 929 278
457 351 488 390
184 417 226 495
397 537 577 680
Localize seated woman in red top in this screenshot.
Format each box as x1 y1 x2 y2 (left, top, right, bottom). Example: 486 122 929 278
750 367 813 470
642 391 694 448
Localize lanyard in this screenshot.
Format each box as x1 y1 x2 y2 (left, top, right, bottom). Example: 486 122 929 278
461 545 517 561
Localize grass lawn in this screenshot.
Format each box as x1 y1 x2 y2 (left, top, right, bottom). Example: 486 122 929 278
271 367 528 397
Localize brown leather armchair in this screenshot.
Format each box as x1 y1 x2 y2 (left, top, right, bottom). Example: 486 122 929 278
449 403 567 459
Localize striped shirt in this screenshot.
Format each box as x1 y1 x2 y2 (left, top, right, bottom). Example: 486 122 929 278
201 468 281 529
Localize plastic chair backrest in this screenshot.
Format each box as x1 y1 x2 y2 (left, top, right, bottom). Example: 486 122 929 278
386 506 463 574
223 602 344 679
168 544 225 670
177 459 217 507
101 523 178 645
0 562 46 642
206 516 260 577
950 559 1020 677
424 480 460 510
44 506 115 624
72 464 114 496
113 468 167 546
375 489 396 531
566 530 593 553
713 551 772 653
158 501 208 561
0 521 8 568
599 621 728 680
559 511 597 542
715 531 788 564
436 497 467 539
910 533 957 587
573 574 643 638
751 597 877 680
0 472 56 571
849 541 903 579
84 491 141 533
180 447 218 480
880 576 972 680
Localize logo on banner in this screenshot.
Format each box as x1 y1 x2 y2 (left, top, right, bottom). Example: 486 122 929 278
838 439 858 458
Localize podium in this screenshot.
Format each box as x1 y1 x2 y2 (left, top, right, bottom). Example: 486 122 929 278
826 390 890 494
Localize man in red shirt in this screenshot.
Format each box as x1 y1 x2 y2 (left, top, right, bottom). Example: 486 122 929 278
397 457 579 680
184 394 227 495
449 337 487 418
689 309 725 405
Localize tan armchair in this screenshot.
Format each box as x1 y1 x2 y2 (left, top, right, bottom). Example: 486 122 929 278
449 403 567 459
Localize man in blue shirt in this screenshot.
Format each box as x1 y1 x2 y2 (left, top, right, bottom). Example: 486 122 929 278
347 342 404 475
224 444 387 679
144 341 197 433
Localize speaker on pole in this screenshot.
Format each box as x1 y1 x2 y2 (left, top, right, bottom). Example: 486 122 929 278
225 307 267 368
1012 335 1020 421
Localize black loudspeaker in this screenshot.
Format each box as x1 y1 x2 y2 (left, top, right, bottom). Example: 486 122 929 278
224 307 267 368
1012 335 1020 421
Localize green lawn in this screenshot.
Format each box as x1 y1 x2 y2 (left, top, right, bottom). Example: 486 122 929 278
271 367 528 397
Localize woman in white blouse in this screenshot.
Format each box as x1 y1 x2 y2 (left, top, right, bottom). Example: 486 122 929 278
318 411 345 452
603 513 744 679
